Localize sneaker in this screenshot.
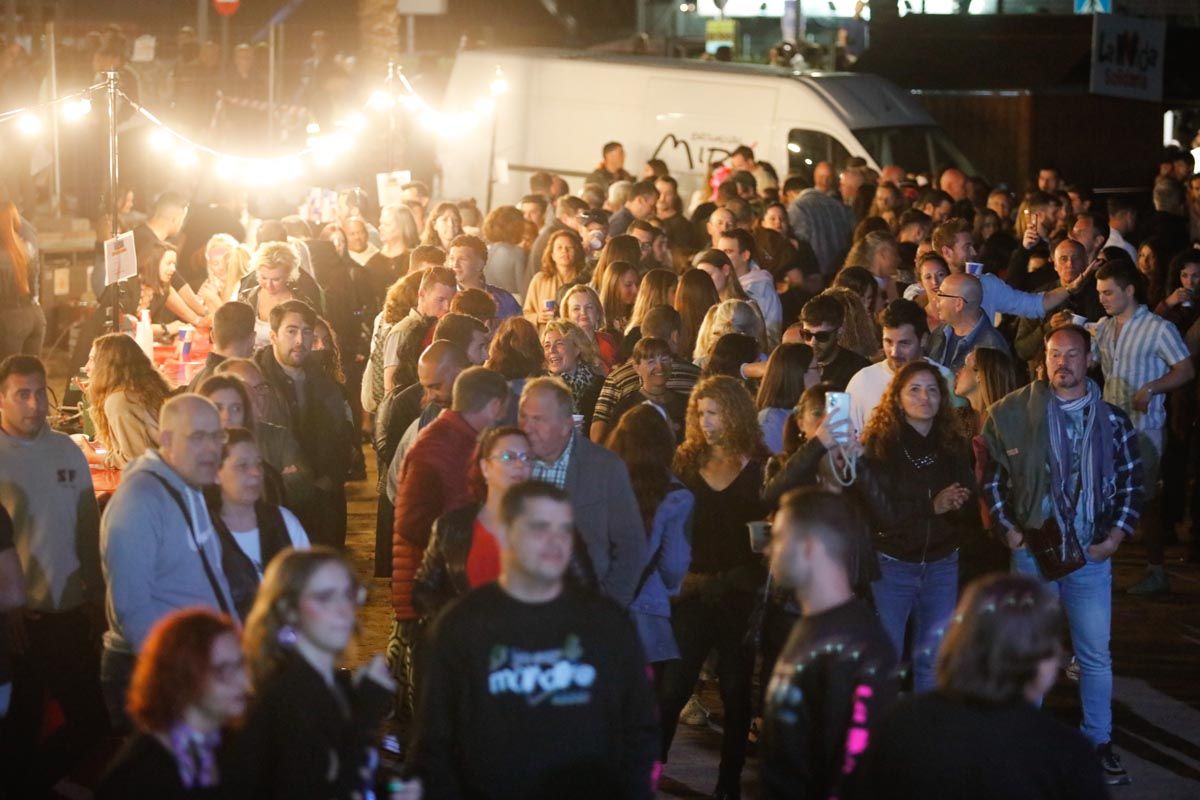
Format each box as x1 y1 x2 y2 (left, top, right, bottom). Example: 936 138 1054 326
679 695 709 726
1128 568 1169 595
1097 742 1132 786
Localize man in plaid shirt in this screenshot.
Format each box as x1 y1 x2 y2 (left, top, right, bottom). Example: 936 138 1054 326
980 325 1142 787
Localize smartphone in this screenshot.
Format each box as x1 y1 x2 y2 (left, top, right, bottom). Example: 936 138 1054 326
544 299 557 313
825 391 852 446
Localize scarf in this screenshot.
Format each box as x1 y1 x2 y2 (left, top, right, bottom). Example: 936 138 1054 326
167 723 221 788
558 364 596 412
1046 379 1112 545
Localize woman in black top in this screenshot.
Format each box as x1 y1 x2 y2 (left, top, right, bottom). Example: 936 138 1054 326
205 428 310 621
231 548 398 800
659 375 770 800
855 360 975 693
860 574 1108 800
96 609 246 800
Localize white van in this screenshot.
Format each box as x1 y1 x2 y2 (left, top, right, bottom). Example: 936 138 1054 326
436 48 976 209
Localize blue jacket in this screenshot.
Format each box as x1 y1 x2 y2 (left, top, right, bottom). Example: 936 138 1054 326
628 484 693 661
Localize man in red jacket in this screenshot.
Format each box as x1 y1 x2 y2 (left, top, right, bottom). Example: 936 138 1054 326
389 366 510 723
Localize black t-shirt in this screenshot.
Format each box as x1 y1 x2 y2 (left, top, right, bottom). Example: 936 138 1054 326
761 597 897 800
609 390 688 442
860 691 1108 800
681 458 767 577
412 583 658 800
819 346 870 391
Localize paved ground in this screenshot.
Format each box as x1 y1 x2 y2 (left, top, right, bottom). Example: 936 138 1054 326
346 452 1200 799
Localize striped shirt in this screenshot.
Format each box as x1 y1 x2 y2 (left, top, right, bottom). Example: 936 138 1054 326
1094 304 1190 431
786 189 853 275
592 357 700 426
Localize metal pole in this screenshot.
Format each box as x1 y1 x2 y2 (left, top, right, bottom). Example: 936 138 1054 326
406 15 415 55
485 113 497 212
106 70 120 333
267 24 276 146
47 21 61 217
387 61 396 172
197 0 209 44
221 15 230 66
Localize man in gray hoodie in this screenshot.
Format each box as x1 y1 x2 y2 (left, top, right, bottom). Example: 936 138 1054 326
99 394 237 730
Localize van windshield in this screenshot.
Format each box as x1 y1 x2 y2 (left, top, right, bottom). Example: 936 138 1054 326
852 126 976 178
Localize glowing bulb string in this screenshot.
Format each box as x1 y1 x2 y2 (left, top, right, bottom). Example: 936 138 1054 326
0 80 107 126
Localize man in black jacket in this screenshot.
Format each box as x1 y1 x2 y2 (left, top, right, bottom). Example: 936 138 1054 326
254 299 354 548
412 481 657 800
762 489 897 800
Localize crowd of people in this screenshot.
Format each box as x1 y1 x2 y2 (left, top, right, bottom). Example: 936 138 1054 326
1 107 1199 799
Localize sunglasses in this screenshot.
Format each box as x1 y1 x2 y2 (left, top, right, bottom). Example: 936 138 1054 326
799 329 838 344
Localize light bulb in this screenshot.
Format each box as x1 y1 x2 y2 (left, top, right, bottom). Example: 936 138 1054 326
16 113 42 136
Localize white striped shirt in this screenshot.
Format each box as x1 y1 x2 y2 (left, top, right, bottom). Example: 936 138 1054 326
1094 304 1190 431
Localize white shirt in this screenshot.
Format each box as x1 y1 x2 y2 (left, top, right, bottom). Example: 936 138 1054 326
1104 229 1138 263
845 357 956 436
227 507 310 576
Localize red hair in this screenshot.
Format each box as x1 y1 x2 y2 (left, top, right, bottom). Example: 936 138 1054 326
127 608 237 733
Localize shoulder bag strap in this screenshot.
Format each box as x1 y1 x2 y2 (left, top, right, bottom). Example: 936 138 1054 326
145 472 235 618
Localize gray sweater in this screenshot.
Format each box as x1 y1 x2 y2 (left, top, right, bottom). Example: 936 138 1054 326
0 426 101 612
101 450 238 654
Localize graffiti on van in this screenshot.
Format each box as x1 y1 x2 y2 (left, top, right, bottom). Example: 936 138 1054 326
651 132 749 172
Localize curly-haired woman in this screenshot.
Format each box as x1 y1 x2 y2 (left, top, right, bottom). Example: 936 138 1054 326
855 360 977 692
83 333 174 468
659 375 770 798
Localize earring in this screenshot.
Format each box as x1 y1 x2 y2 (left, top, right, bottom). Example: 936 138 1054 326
277 624 298 648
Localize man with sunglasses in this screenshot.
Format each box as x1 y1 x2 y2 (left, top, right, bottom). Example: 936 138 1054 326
927 273 1011 373
100 394 238 732
799 293 869 390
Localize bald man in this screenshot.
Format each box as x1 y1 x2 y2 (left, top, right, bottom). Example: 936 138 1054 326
939 168 968 202
706 206 736 248
375 341 469 576
927 273 1011 372
99 395 237 730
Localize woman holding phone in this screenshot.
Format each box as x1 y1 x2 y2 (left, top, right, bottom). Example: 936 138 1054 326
523 229 587 331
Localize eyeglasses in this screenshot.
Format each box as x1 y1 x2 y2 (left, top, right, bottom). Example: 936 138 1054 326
187 429 229 446
489 450 532 463
799 329 838 344
935 292 965 301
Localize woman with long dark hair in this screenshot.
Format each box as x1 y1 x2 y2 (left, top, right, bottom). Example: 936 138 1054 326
96 609 247 799
524 228 587 329
598 259 640 337
0 201 44 361
660 375 770 798
862 575 1107 800
234 548 395 800
606 405 693 668
856 360 976 692
755 343 819 454
675 268 721 360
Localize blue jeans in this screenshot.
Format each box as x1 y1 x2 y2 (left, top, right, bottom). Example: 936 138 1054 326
871 551 959 693
1013 548 1112 745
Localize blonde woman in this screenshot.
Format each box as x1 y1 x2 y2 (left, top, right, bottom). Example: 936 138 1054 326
823 286 881 361
541 320 605 427
561 283 619 372
692 299 767 365
843 230 902 307
239 242 313 349
199 237 250 312
83 333 173 468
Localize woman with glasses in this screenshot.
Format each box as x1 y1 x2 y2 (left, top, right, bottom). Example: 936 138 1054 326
96 609 247 799
205 428 310 621
414 428 540 618
541 320 605 430
233 548 396 800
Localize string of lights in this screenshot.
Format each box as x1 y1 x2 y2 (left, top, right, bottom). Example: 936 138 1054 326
0 65 509 187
